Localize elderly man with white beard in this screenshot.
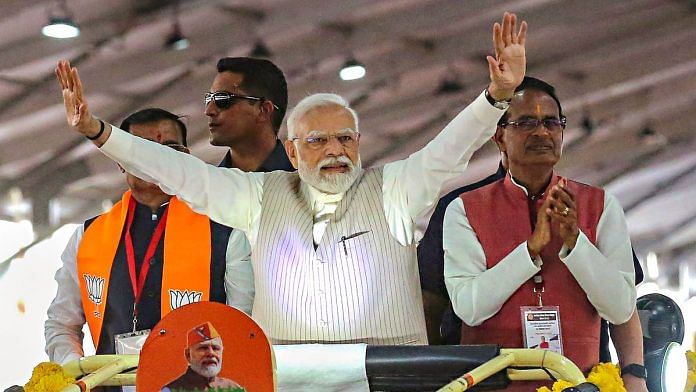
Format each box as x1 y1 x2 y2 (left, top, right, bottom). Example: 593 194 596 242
163 322 243 391
56 12 527 345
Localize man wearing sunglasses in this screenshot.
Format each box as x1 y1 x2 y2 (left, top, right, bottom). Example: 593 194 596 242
56 12 526 345
443 77 640 390
45 108 253 369
206 57 294 172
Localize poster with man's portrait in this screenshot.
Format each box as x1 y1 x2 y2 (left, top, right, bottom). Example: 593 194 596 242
137 302 274 392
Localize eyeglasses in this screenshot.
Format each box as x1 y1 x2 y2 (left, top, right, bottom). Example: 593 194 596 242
500 117 567 132
164 142 189 153
290 129 360 150
204 91 279 110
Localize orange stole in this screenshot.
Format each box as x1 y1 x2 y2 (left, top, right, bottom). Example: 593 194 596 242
76 191 211 347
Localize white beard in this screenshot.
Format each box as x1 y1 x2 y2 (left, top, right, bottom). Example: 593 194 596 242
190 359 222 378
297 154 362 194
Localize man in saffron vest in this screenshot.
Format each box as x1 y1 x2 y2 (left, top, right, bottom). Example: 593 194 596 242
55 13 528 345
443 77 636 390
45 108 254 364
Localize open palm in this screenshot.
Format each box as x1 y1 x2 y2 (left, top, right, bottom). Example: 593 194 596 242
487 12 527 99
56 60 98 136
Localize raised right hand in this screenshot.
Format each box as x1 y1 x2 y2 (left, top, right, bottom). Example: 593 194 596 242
527 197 552 259
55 60 101 138
486 12 527 101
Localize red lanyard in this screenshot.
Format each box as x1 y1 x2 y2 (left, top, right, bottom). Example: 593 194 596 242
528 195 545 306
124 198 169 330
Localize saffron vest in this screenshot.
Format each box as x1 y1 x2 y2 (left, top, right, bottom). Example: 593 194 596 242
459 174 604 389
76 191 215 350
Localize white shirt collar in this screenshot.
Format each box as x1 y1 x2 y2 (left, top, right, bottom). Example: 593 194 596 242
508 169 556 199
508 170 531 196
304 183 345 213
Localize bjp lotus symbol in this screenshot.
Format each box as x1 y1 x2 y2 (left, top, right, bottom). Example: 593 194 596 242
169 289 203 310
83 274 105 318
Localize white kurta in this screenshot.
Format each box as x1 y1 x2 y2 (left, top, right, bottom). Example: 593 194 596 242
98 91 506 341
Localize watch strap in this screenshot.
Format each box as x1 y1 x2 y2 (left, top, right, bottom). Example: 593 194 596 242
484 88 511 110
620 363 647 380
86 119 105 141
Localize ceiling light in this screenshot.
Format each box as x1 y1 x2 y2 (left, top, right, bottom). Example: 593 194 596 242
580 113 594 135
165 22 189 51
5 187 31 219
250 40 272 58
639 125 657 138
42 16 80 39
339 58 366 81
638 125 667 147
436 78 464 95
42 0 80 39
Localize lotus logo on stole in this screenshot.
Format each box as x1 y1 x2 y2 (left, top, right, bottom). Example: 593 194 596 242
83 274 105 318
168 289 203 310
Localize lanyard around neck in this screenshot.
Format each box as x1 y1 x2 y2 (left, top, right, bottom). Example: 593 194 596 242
527 196 545 306
124 198 169 328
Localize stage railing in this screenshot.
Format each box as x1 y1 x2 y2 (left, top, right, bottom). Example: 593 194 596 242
60 345 591 392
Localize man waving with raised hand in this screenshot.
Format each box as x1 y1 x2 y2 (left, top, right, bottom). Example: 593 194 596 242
56 12 527 346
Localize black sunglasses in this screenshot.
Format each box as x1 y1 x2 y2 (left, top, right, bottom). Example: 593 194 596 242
164 142 189 153
204 91 279 110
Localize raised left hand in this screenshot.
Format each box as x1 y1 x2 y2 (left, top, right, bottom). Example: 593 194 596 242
486 12 527 101
548 178 579 250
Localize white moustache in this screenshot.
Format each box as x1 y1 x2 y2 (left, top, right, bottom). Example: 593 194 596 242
319 156 353 169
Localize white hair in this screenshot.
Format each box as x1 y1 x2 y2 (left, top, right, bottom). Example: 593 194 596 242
286 93 360 139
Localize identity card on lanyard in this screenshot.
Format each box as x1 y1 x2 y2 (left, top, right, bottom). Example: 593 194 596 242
115 199 169 355
520 274 563 355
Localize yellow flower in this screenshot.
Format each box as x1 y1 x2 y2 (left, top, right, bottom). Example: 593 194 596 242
684 351 696 392
537 379 575 392
686 350 696 370
24 362 75 392
536 362 625 392
587 363 625 392
686 372 696 392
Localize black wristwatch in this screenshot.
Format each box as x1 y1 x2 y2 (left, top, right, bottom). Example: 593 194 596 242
621 363 647 380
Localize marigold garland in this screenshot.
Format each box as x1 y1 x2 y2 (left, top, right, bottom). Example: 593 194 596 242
685 350 696 392
536 362 625 392
21 351 696 391
24 362 75 392
171 389 245 392
536 379 574 392
586 363 625 392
